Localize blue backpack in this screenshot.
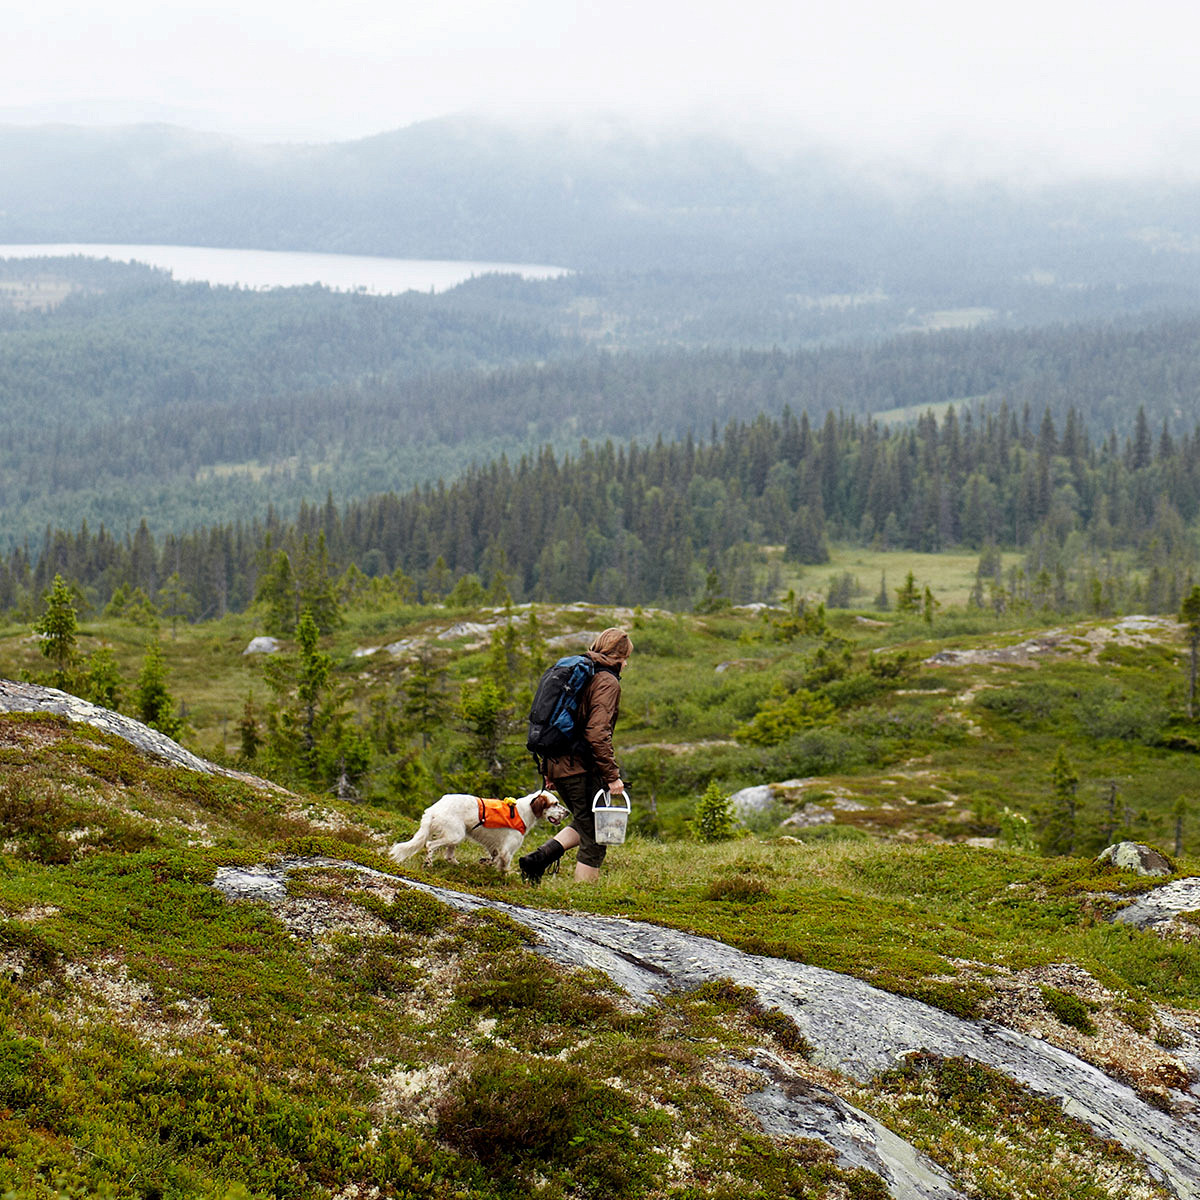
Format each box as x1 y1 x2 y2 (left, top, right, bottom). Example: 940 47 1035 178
526 654 595 772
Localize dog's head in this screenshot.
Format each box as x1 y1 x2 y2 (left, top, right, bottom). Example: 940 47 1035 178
531 791 569 826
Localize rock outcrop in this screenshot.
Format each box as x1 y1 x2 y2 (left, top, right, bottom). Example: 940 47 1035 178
215 858 1200 1199
0 679 286 793
242 636 280 655
1097 841 1175 877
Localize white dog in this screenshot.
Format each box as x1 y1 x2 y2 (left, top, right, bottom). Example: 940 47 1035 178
388 790 568 872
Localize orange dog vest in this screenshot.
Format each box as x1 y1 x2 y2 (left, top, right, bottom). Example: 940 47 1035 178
475 797 527 833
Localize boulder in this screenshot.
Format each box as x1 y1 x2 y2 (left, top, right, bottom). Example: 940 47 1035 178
243 636 280 655
1095 841 1174 877
730 785 776 815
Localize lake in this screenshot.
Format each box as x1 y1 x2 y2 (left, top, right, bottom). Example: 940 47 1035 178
0 243 571 295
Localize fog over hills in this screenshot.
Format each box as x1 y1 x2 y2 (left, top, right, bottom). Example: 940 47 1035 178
2 114 1200 325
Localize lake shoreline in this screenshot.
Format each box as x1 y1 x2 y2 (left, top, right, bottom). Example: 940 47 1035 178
0 242 571 295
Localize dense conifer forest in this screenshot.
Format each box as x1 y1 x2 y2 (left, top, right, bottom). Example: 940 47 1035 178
5 400 1197 619
5 254 1200 558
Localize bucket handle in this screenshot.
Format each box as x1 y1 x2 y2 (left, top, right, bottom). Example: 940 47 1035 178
592 788 631 814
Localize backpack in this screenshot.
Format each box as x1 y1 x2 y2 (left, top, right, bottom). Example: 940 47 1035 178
526 654 595 772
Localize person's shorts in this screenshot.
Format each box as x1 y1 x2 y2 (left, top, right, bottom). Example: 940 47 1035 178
554 772 608 868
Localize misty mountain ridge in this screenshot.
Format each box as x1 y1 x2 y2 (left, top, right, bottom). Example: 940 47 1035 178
3 112 1200 314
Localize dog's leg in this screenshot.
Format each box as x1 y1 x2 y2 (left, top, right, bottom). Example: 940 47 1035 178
424 818 467 865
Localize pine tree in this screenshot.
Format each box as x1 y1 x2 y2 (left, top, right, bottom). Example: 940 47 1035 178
33 574 79 689
922 586 940 625
1041 748 1079 856
875 572 890 611
135 641 183 739
458 677 514 790
895 571 921 614
402 647 451 749
237 693 264 761
83 647 122 710
159 571 196 639
256 550 297 636
295 610 333 765
296 533 343 635
1180 585 1200 719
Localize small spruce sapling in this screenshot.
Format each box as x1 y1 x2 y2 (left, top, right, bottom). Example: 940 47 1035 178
33 574 79 689
1041 747 1079 856
693 782 737 842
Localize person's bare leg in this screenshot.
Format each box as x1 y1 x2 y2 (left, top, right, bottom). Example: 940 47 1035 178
575 862 600 883
554 827 580 851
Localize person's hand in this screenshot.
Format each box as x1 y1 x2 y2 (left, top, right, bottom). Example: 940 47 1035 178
609 778 625 796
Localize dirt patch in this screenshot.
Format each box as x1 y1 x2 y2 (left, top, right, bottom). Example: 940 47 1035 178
0 716 72 751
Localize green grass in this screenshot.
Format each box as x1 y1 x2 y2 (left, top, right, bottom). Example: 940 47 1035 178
807 544 1024 608
485 837 1200 1013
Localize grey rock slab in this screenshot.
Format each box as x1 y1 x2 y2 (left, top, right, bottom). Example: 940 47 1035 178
739 1050 963 1200
1115 876 1200 930
213 858 1200 1198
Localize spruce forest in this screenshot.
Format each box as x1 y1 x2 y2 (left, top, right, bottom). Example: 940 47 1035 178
5 395 1198 621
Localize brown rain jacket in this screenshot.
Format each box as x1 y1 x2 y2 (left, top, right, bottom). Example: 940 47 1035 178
542 648 622 785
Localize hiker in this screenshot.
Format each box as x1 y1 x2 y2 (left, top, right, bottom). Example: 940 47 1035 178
519 626 632 884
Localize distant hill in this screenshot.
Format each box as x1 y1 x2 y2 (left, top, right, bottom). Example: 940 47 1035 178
3 253 1200 553
3 115 1200 325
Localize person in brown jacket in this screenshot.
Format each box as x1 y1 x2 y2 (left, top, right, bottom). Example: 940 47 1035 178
518 627 632 884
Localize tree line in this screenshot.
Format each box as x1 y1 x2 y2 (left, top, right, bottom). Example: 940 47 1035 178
6 260 1200 550
4 400 1199 619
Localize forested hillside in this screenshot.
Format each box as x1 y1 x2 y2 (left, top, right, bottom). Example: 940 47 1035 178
5 254 1200 554
6 401 1197 619
5 116 1200 301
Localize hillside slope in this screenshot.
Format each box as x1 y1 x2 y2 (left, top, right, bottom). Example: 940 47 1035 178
1 693 1197 1198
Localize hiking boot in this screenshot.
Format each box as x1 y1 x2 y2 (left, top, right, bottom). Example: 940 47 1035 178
519 838 566 885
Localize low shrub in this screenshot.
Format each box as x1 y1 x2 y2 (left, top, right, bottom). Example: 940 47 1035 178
703 874 773 903
362 888 456 936
1040 986 1098 1035
435 1053 655 1197
454 951 621 1026
687 978 812 1057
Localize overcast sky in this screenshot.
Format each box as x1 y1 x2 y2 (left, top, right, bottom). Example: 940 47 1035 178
4 0 1199 176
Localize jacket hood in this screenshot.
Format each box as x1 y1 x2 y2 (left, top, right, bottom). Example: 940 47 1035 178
589 627 633 665
587 648 625 672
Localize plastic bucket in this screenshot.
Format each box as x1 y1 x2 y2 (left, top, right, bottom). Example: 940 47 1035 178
592 789 632 845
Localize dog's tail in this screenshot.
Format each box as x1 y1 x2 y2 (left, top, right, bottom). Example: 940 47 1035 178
388 811 433 863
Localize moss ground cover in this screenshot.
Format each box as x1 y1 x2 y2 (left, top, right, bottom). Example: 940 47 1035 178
0 819 954 1199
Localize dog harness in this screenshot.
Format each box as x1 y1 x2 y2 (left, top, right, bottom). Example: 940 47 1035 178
474 797 527 833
